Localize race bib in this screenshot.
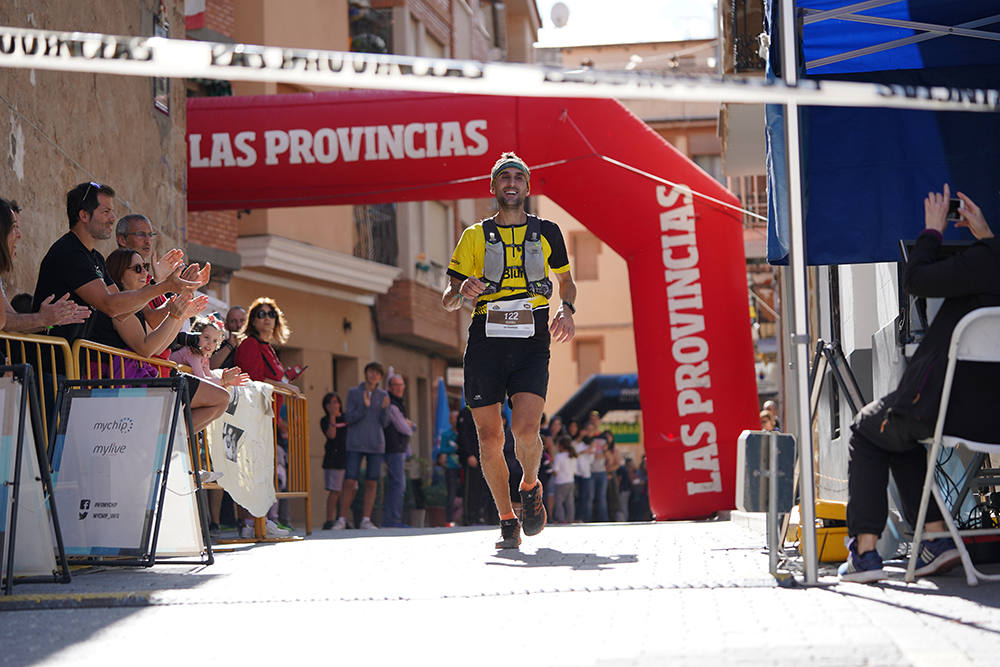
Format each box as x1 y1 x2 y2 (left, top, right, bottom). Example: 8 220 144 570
485 298 536 338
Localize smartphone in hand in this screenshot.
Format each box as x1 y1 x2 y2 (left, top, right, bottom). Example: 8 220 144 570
947 198 963 222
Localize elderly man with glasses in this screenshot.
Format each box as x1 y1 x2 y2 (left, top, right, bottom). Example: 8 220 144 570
115 213 193 328
33 182 203 363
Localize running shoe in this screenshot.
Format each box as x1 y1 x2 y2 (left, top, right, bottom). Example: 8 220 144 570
913 537 961 577
331 517 347 530
359 517 378 530
519 480 547 536
265 519 290 537
838 538 886 583
495 518 522 549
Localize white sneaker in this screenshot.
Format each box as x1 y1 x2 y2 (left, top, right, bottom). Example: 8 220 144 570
359 517 378 530
238 522 255 538
265 519 290 537
331 517 347 530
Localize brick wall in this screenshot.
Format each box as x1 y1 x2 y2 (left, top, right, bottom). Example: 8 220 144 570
188 210 238 253
205 0 235 37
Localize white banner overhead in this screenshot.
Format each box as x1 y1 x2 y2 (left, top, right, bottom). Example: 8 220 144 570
1 26 999 112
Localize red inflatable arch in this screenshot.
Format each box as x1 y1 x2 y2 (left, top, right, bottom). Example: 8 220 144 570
187 90 759 520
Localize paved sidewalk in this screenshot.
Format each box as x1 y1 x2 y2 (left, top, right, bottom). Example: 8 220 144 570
3 518 1000 665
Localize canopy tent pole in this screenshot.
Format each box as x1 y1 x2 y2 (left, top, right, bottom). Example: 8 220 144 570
780 0 819 585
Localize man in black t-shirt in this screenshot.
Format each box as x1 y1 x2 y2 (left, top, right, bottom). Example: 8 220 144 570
33 182 199 369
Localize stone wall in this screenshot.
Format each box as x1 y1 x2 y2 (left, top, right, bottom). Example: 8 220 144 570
0 1 187 297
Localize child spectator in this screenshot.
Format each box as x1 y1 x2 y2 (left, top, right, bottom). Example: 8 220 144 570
321 392 347 530
552 436 578 524
169 314 249 536
170 314 250 388
759 410 775 431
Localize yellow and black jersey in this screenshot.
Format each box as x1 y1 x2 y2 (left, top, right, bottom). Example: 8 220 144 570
447 215 570 319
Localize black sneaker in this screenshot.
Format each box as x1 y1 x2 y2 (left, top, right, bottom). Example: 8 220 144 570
519 481 546 536
495 518 521 549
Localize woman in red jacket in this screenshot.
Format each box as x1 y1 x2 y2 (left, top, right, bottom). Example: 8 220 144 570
233 296 302 537
234 297 301 396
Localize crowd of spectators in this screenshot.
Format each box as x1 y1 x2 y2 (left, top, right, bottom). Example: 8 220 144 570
0 184 655 538
423 406 652 528
0 184 307 539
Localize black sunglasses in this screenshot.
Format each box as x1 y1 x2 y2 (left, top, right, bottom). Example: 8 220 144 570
255 310 278 320
82 181 102 202
129 262 151 275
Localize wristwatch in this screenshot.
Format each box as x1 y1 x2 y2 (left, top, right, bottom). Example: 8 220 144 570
561 301 576 314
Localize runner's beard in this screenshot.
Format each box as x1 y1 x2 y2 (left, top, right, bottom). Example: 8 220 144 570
496 192 526 210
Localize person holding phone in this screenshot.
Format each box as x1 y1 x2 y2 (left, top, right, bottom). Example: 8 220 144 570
840 184 1000 583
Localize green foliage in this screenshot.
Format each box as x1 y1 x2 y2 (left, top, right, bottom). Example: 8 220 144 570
423 482 448 508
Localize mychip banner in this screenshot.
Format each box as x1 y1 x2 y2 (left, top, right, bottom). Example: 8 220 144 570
51 385 184 560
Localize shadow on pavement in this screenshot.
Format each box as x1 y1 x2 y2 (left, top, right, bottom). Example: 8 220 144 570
488 547 639 571
824 583 1000 636
312 525 495 539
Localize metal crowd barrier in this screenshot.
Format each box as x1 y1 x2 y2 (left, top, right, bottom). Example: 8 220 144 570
0 331 74 446
272 386 312 536
73 339 181 380
0 332 311 539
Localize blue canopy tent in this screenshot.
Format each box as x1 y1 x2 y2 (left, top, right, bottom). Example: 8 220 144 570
766 0 1000 583
767 1 1000 265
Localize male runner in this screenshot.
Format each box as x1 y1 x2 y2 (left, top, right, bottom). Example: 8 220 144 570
442 152 576 549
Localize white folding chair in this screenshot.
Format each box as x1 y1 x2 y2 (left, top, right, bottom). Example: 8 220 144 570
906 306 1000 586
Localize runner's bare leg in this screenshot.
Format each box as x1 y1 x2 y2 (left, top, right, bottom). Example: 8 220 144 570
471 403 514 516
510 392 544 489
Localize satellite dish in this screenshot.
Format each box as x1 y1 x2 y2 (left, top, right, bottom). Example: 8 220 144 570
550 2 570 28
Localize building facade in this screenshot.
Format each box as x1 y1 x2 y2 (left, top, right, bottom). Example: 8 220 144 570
0 1 188 301
533 37 735 458
185 0 541 527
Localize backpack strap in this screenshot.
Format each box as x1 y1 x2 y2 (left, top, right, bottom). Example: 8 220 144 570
480 216 505 295
523 215 553 298
479 215 553 299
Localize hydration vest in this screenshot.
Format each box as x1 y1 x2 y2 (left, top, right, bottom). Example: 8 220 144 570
480 215 553 299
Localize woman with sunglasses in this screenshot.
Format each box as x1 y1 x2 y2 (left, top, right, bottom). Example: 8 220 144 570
233 297 302 537
101 248 230 432
233 297 302 397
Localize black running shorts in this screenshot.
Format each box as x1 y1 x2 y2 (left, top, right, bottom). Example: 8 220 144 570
463 333 550 408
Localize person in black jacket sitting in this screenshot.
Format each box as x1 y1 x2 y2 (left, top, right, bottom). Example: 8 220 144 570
840 184 1000 583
